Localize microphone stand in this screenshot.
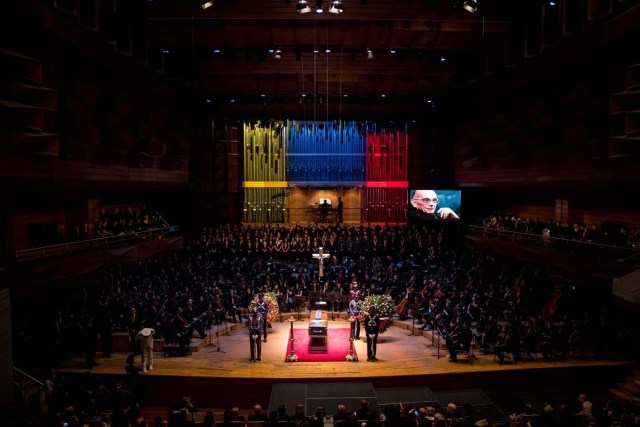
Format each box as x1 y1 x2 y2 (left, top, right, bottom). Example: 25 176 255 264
222 316 231 336
210 322 226 353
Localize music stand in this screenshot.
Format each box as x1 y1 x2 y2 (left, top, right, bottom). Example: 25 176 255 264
427 319 436 348
294 296 303 321
203 315 216 348
431 323 445 360
277 295 286 323
221 315 231 336
407 305 420 336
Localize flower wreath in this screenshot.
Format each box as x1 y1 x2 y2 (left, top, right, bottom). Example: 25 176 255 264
248 292 280 323
358 294 396 334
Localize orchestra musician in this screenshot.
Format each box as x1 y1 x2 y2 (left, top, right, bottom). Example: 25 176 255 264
493 325 511 364
395 285 414 321
226 291 242 324
448 321 472 363
213 295 225 325
349 282 362 302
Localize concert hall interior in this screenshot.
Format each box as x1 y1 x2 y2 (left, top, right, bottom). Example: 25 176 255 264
2 1 640 427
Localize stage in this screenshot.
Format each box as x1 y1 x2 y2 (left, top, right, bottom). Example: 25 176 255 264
54 314 637 412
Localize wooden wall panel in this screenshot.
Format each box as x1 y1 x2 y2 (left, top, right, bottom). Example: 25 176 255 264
288 188 361 224
0 152 189 184
0 289 13 408
505 203 640 229
510 204 556 222
12 212 66 250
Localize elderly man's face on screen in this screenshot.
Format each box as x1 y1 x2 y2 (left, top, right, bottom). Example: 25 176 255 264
411 190 439 214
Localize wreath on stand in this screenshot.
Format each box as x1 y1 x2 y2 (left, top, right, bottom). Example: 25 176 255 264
358 294 396 334
248 292 280 324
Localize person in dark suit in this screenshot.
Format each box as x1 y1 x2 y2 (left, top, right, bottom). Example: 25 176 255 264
82 314 99 369
337 197 344 223
320 199 331 221
126 306 142 354
364 310 381 361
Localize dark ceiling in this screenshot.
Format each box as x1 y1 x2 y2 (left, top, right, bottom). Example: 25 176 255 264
120 0 534 118
40 0 554 118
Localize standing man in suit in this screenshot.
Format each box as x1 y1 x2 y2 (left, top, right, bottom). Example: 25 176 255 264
365 309 381 361
337 197 344 223
126 306 142 355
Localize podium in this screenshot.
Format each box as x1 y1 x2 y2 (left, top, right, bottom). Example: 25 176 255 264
308 310 328 353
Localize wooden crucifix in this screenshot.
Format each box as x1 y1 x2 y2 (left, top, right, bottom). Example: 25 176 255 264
312 246 330 281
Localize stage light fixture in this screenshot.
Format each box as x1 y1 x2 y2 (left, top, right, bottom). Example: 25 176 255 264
201 1 214 9
296 0 311 13
366 48 373 59
329 0 344 14
462 0 479 13
315 0 324 13
275 49 282 59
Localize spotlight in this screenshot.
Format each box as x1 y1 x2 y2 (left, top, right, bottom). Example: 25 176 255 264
366 48 373 59
461 0 478 13
201 0 214 9
315 0 324 13
296 0 311 13
275 49 282 59
329 0 344 14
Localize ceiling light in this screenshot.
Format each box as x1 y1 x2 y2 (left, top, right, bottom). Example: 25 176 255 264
462 0 479 13
366 48 373 59
201 1 214 9
296 0 311 13
275 49 282 59
315 0 324 13
329 0 344 14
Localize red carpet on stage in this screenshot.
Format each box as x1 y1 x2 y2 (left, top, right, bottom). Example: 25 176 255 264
284 328 356 362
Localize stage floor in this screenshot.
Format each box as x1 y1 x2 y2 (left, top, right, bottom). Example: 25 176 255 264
56 315 634 380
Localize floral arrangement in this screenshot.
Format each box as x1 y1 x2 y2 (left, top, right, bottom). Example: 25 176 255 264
248 292 280 323
358 294 395 334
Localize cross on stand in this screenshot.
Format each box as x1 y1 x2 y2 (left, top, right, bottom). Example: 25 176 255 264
311 247 331 318
312 247 330 281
